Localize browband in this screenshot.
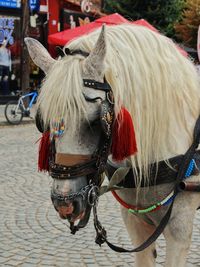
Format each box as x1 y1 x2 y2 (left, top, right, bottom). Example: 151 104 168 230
56 47 90 58
83 79 111 91
64 48 90 57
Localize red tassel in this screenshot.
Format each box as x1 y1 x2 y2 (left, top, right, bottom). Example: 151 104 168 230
38 131 50 172
111 108 137 161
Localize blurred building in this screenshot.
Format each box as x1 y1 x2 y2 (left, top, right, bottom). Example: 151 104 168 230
0 0 103 101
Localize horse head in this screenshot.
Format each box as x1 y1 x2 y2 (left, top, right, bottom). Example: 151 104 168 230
25 26 117 230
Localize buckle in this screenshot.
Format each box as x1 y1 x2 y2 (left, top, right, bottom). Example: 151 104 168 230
95 227 107 246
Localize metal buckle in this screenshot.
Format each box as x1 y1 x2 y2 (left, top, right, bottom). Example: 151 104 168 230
106 92 114 105
88 184 99 206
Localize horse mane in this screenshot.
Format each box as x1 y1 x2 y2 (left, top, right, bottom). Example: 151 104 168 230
38 24 200 185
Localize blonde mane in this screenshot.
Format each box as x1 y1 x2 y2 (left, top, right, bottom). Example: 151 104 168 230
38 24 200 184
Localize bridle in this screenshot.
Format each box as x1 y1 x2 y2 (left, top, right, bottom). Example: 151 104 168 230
35 48 114 233
49 76 114 232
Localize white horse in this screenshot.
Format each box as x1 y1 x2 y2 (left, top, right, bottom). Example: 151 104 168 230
25 24 200 267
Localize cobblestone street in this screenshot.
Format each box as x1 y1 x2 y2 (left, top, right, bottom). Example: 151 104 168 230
1 121 200 266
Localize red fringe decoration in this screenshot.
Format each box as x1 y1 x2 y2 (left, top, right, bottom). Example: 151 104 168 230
111 108 137 161
38 131 50 172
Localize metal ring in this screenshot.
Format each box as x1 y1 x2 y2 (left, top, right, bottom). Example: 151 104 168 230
87 185 99 206
106 92 114 105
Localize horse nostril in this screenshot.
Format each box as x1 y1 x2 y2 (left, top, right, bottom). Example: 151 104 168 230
57 204 74 217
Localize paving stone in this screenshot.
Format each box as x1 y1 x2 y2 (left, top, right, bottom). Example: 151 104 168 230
4 260 23 266
0 257 9 264
1 118 200 267
20 264 37 267
24 258 41 264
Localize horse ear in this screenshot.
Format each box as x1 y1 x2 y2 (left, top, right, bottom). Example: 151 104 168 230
83 25 106 81
25 37 56 74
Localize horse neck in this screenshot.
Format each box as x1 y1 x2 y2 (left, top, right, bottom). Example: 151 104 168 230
168 111 197 157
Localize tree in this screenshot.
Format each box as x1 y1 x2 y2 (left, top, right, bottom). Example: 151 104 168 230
103 0 185 37
175 0 200 49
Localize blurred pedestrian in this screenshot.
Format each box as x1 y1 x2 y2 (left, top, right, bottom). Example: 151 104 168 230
0 38 12 95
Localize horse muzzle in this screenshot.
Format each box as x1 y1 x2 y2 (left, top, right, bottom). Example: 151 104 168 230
51 176 99 224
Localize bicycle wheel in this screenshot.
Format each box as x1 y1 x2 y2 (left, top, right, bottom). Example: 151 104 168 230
4 101 23 125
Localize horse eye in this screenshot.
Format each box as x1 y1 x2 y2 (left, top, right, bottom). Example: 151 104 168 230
86 119 100 133
90 119 100 127
83 93 102 102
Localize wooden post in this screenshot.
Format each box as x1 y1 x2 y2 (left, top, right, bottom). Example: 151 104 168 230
21 0 30 93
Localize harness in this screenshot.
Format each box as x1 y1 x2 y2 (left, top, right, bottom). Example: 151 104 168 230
106 152 200 190
94 116 200 253
36 48 200 253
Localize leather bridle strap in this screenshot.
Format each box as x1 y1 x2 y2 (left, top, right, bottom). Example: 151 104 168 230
83 79 111 92
49 158 98 179
94 115 200 253
55 153 92 166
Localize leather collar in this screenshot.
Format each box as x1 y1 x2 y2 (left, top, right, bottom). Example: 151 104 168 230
106 150 200 188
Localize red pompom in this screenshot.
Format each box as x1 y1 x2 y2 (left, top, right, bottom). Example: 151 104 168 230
38 131 50 172
111 108 137 161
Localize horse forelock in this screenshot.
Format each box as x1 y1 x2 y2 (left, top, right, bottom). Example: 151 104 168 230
37 55 87 135
37 24 200 185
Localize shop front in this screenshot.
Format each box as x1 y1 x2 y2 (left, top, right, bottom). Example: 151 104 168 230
0 0 103 100
48 0 103 56
0 12 21 96
0 0 46 100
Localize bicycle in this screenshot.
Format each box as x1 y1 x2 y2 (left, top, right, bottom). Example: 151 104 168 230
4 90 38 125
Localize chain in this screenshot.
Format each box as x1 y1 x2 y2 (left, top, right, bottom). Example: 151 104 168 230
51 184 91 203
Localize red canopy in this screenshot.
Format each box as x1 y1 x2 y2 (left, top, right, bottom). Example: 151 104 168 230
132 19 159 33
95 13 129 24
48 22 99 46
48 13 187 57
48 13 129 46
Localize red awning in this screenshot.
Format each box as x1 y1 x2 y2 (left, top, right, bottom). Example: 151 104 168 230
48 13 130 46
48 13 187 57
48 22 100 46
132 19 159 33
95 13 129 24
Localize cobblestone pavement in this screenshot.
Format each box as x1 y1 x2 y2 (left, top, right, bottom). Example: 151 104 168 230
1 123 200 267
